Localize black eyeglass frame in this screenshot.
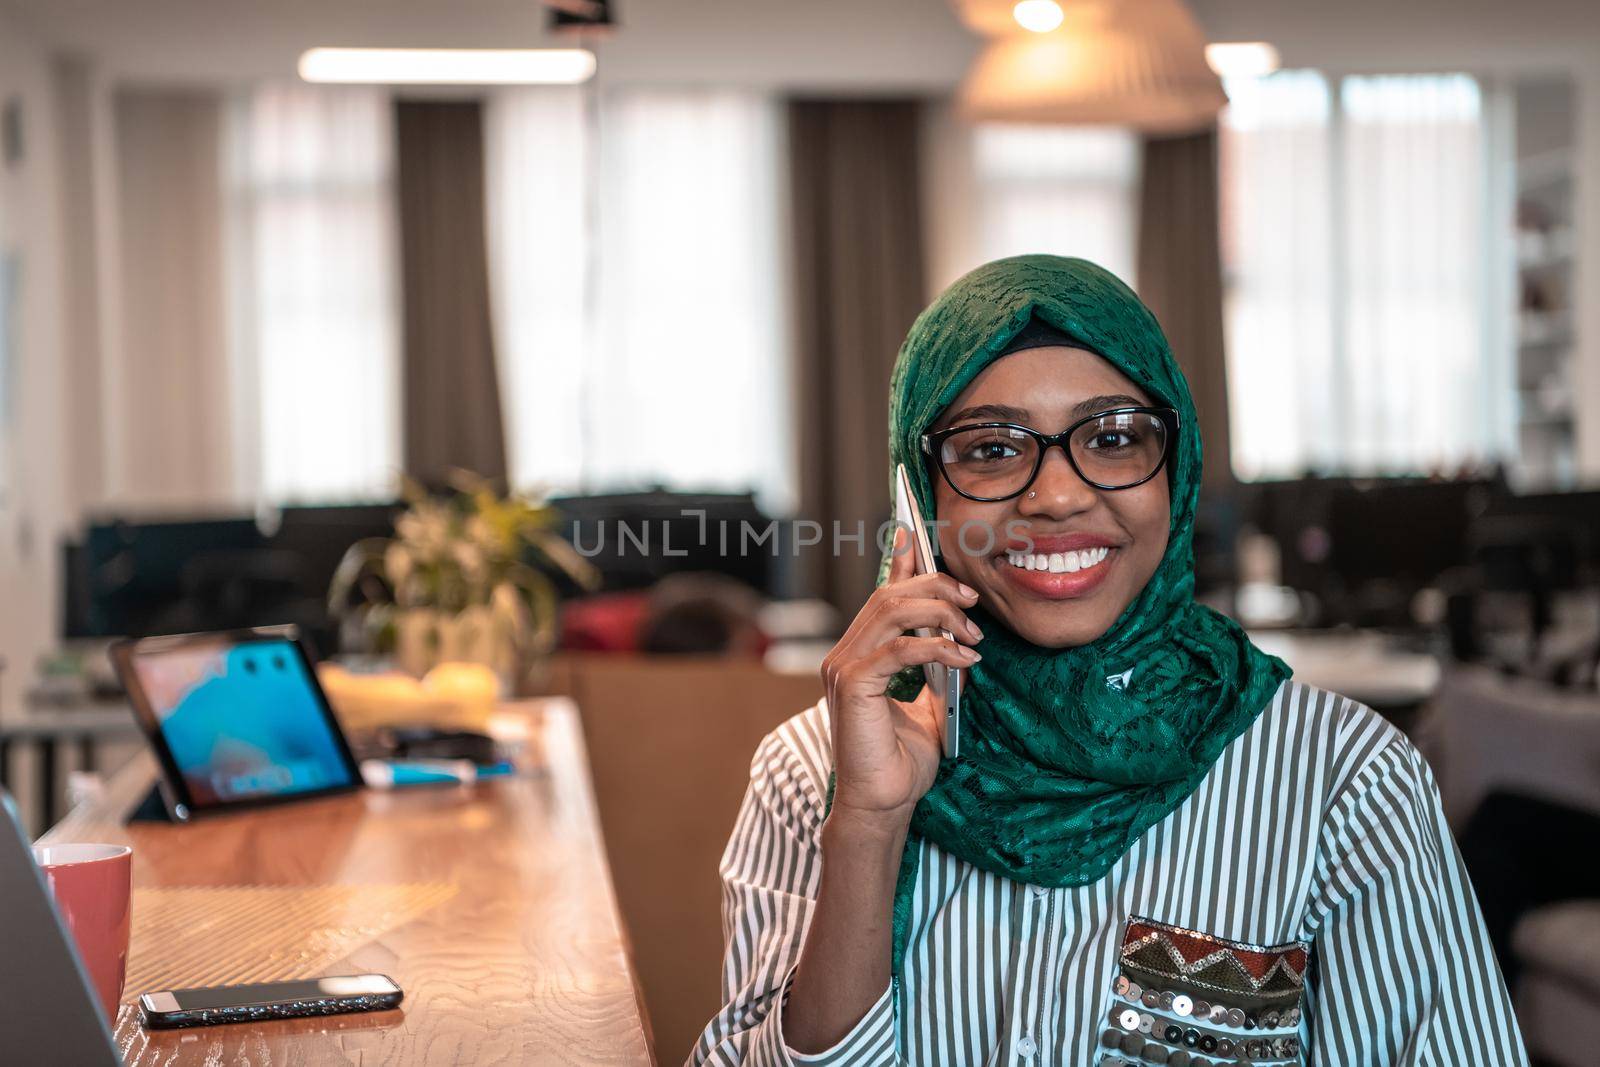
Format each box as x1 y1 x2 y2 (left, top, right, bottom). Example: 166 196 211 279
919 406 1181 502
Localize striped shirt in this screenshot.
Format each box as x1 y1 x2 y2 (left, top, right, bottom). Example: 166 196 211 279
689 681 1528 1066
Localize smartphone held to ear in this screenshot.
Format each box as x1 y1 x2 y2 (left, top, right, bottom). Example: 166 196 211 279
894 463 963 760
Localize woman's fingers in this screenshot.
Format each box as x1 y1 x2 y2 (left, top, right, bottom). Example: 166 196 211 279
831 530 916 648
866 593 984 645
887 524 915 583
822 528 975 814
836 533 977 649
863 570 981 640
833 635 980 698
885 527 982 609
888 633 980 669
892 570 980 609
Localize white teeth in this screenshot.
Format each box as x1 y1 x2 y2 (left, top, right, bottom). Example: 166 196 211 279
1005 547 1111 573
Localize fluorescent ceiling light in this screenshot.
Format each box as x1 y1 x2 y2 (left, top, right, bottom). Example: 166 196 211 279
1011 0 1064 34
1204 42 1281 80
298 48 597 85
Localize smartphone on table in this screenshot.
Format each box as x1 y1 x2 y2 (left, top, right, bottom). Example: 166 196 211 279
894 463 963 759
138 974 403 1029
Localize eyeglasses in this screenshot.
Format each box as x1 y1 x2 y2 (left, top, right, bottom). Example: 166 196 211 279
920 406 1179 502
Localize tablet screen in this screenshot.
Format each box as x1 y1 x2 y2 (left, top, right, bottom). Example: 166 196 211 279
126 637 356 806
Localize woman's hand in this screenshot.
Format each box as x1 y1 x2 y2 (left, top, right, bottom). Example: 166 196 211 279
786 529 982 1051
820 528 983 830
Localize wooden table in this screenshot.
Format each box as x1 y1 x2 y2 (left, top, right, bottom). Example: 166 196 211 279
38 698 654 1066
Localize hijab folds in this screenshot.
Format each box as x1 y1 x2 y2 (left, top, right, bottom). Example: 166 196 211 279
870 255 1291 976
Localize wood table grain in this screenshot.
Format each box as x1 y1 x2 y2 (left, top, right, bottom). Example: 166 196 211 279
38 698 655 1066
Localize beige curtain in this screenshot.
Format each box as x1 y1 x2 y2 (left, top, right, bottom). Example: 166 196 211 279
1136 128 1233 487
788 99 927 612
395 100 508 489
111 89 236 508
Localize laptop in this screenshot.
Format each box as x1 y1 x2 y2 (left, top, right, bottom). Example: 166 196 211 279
0 790 123 1065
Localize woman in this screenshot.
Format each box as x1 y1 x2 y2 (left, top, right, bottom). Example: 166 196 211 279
692 256 1525 1066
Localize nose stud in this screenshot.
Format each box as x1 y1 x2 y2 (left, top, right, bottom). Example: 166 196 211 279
1027 491 1037 499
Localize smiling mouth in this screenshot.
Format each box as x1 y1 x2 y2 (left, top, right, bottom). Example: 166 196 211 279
1003 547 1112 574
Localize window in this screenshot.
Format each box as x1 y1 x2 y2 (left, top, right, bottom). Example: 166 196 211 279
923 105 1140 297
483 88 589 500
485 87 793 514
972 123 1140 287
1220 72 1497 479
225 85 401 503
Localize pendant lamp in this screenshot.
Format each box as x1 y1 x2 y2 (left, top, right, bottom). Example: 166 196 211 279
954 0 1227 134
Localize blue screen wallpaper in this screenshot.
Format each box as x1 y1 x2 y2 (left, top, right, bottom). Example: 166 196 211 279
134 639 353 805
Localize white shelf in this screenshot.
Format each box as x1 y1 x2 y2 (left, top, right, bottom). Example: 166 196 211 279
1511 82 1579 491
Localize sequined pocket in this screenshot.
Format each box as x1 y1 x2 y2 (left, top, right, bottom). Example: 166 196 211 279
1095 914 1311 1066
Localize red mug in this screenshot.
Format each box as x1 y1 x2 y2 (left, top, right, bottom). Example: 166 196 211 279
32 843 133 1023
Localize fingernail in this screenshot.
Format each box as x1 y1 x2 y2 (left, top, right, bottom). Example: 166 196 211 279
963 647 981 661
958 583 978 600
965 619 984 642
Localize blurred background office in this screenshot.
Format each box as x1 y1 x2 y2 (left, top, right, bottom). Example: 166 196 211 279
1 1 1598 1063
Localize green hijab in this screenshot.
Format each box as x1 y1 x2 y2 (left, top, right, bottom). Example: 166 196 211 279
873 254 1290 977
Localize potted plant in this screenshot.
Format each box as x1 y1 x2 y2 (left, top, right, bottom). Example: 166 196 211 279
329 472 598 691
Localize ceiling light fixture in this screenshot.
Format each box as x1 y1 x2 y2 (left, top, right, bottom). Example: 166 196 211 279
1204 41 1281 80
955 0 1228 134
1012 0 1065 33
297 48 597 85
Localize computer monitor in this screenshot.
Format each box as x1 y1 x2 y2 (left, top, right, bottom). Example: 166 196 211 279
62 505 404 653
70 518 266 639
